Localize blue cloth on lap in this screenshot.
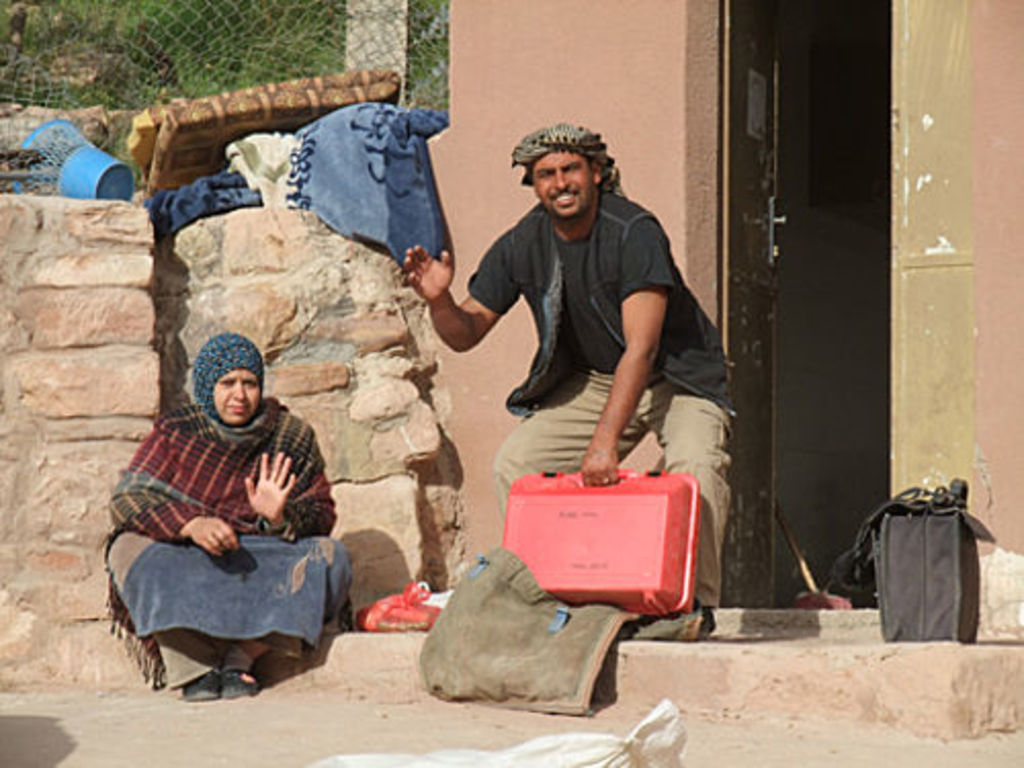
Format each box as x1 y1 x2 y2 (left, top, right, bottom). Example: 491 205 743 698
118 535 351 645
287 102 449 265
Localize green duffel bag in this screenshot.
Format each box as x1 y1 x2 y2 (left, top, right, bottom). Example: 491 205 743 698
419 547 634 715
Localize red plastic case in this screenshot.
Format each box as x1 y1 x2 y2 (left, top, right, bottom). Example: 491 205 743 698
502 470 700 615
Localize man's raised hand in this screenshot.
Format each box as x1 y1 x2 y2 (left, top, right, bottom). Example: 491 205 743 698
403 245 454 304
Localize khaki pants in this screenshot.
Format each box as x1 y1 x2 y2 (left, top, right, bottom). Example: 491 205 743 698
494 371 732 607
155 629 301 689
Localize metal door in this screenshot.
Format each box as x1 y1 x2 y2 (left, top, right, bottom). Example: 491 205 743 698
721 0 780 606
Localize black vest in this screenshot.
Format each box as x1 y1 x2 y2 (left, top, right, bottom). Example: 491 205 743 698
489 195 732 416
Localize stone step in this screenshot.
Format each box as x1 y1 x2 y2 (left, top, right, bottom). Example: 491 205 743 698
263 608 1022 740
19 609 1023 741
614 635 1024 740
712 606 885 641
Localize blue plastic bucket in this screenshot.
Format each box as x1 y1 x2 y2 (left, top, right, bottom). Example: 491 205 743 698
58 145 135 200
21 119 87 154
20 118 134 200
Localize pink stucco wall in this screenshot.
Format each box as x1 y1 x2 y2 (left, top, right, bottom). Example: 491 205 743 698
972 0 1024 552
428 0 721 555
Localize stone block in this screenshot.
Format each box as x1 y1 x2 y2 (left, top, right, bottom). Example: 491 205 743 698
223 208 313 274
41 417 154 443
28 252 152 289
172 219 222 281
16 570 109 622
0 196 45 256
63 201 152 253
0 589 38 665
418 483 466 589
345 249 405 306
617 638 1024 740
270 361 351 398
11 348 159 418
351 354 415 381
348 378 419 422
23 621 141 689
369 401 441 466
284 391 381 483
0 305 29 351
23 547 92 579
297 632 429 702
24 439 136 546
422 483 464 532
310 310 409 354
332 474 422 609
178 285 229 355
221 282 299 353
0 436 28 540
16 287 154 348
0 546 21 588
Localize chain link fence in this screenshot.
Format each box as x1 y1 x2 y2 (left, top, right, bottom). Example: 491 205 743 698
0 0 448 149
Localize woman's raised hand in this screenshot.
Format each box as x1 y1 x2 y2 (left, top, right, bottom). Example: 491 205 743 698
244 452 296 527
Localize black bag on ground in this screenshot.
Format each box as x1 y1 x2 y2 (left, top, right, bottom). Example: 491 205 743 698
831 479 993 643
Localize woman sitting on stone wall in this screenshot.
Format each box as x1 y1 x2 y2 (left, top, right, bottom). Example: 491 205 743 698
105 332 351 702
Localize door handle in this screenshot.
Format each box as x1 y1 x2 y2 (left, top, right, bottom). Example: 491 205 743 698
768 196 786 266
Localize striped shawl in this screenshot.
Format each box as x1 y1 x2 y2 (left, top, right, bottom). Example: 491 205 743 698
110 397 334 541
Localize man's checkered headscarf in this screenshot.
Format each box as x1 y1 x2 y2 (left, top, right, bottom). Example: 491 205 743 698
511 123 622 195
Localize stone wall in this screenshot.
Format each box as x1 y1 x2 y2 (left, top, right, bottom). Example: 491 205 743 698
0 196 158 685
0 194 464 687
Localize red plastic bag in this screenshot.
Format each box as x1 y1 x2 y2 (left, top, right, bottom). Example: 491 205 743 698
356 581 442 632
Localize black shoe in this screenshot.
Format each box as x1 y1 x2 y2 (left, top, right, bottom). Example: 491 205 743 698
335 599 355 633
698 606 716 640
220 668 260 700
182 669 221 702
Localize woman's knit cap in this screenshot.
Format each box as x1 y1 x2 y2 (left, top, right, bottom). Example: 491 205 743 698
192 332 264 422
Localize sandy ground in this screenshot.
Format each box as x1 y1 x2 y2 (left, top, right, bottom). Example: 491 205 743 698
1 687 1022 768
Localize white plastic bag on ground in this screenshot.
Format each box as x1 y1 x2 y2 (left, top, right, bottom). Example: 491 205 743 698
307 699 687 768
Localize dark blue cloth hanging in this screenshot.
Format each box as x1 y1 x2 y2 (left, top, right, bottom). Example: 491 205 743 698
145 170 262 240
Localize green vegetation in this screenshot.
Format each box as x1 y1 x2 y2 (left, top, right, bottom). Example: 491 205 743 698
406 0 449 109
1 0 448 111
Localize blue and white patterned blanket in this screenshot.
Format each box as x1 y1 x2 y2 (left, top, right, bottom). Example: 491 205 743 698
288 102 449 265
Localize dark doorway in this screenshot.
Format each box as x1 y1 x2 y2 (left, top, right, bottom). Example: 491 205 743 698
772 0 891 607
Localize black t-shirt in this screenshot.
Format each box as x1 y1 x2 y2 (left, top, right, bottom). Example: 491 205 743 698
471 217 677 374
555 236 620 372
